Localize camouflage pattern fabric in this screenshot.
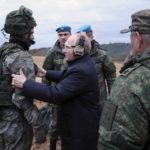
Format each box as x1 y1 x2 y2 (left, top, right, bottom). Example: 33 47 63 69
34 40 66 142
91 40 116 105
98 48 150 150
0 42 41 149
2 42 41 127
43 40 66 138
42 40 66 84
4 5 36 35
0 107 33 150
121 9 150 34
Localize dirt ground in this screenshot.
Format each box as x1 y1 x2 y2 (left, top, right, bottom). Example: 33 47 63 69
31 134 61 150
31 56 123 150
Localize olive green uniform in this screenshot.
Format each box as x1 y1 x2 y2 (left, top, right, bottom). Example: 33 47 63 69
0 42 40 150
98 48 150 150
91 40 116 105
0 6 41 149
42 40 66 139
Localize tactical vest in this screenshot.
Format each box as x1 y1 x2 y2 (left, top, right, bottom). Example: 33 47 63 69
0 42 20 106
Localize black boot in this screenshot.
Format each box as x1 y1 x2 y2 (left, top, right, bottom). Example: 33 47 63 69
50 139 57 150
34 127 47 143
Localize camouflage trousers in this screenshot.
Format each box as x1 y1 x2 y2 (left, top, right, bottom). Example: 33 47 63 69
34 104 60 143
0 107 33 150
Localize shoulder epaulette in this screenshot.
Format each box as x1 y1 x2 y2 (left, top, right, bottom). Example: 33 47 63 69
121 63 141 77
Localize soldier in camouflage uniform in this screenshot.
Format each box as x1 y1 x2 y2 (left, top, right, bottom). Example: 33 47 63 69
98 9 150 150
0 6 41 150
77 25 116 105
34 25 71 150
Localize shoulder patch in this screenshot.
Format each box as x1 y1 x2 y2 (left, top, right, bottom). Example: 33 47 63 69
100 102 117 131
121 63 141 77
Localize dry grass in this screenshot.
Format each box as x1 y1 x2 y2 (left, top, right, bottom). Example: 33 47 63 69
31 56 123 150
32 56 45 67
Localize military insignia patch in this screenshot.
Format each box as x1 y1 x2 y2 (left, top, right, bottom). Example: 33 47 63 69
121 63 141 77
100 102 117 130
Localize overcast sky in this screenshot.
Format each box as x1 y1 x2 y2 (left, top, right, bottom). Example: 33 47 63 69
0 0 149 48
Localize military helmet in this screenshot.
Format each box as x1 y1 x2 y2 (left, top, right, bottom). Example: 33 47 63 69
4 5 37 35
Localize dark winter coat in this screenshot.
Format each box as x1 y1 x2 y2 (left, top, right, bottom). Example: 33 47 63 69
23 54 101 150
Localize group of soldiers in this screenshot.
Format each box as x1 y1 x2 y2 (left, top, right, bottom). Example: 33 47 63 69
0 5 150 150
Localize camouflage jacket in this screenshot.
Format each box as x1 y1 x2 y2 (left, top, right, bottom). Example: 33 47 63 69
42 40 65 134
42 40 66 84
0 42 35 119
98 48 150 150
91 40 116 104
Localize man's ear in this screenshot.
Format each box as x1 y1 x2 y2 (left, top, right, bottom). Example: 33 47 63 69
135 32 143 48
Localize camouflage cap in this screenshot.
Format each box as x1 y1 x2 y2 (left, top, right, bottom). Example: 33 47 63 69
4 5 37 35
120 9 150 34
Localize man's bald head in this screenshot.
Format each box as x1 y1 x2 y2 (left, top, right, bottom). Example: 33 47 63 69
66 33 91 53
63 33 91 61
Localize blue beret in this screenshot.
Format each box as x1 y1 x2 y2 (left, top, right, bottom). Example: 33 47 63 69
77 25 92 33
56 25 71 33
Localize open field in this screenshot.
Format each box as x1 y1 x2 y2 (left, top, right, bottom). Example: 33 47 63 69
32 56 123 76
31 56 123 150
